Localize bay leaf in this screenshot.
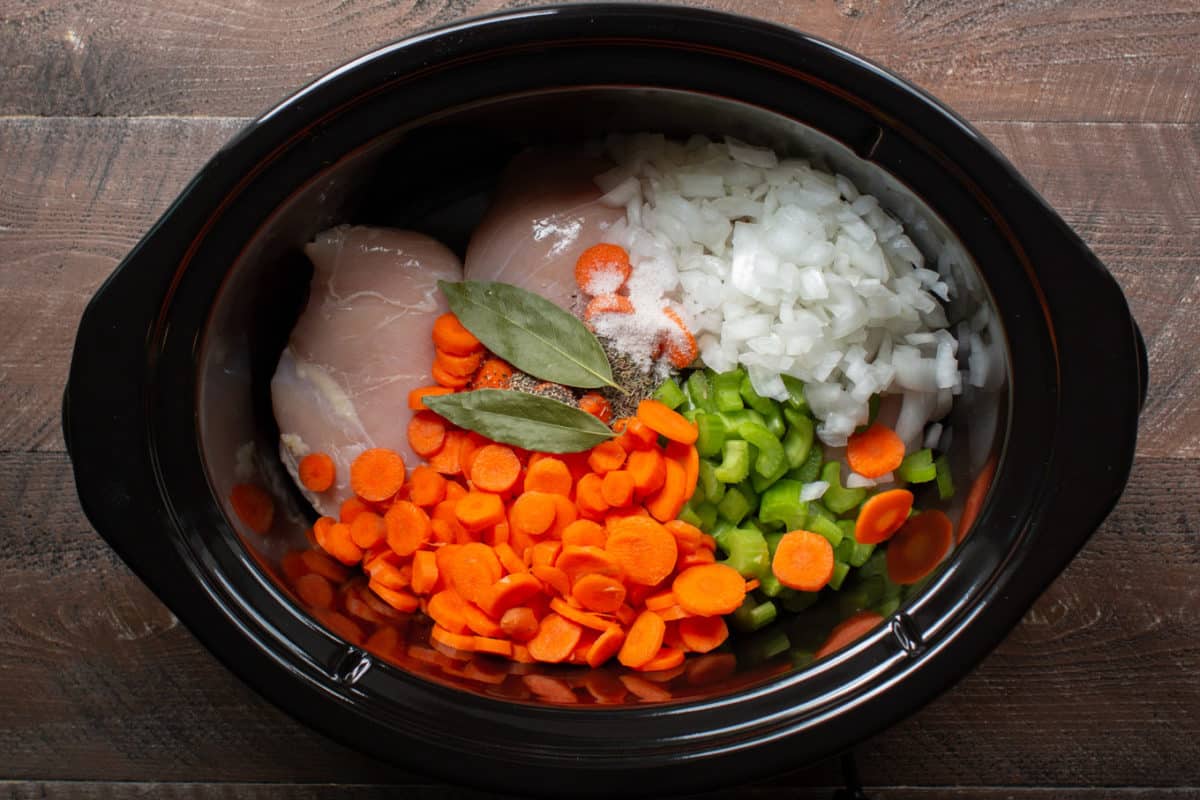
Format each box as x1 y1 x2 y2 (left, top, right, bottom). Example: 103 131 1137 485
424 389 615 453
439 280 620 390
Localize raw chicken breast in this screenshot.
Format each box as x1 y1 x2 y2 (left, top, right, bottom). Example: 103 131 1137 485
464 150 625 309
272 225 462 517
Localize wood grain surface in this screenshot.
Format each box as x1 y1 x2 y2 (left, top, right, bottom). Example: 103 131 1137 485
1 0 1197 797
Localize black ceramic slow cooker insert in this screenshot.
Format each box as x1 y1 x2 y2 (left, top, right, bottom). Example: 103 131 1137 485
64 5 1146 797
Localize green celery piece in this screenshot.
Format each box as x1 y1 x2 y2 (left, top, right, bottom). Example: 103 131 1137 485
759 480 809 530
744 629 791 663
806 500 835 523
935 454 955 500
783 416 815 469
781 405 809 430
836 519 856 542
720 408 766 435
751 460 789 494
713 369 746 412
834 537 855 563
897 448 936 483
693 501 719 532
874 596 902 617
717 484 754 524
762 404 786 438
698 459 726 504
714 439 751 483
778 588 820 613
868 394 881 424
758 571 785 597
721 527 770 578
652 378 687 410
856 549 888 581
677 504 704 528
710 519 737 549
820 461 868 514
686 371 715 412
731 597 777 632
680 408 700 423
694 412 727 458
738 373 775 415
838 575 886 616
764 531 784 556
737 421 787 478
828 561 851 591
790 444 824 484
848 539 876 568
807 513 845 547
780 375 810 413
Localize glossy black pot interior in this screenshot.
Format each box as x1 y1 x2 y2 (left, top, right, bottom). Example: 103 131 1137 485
64 5 1146 797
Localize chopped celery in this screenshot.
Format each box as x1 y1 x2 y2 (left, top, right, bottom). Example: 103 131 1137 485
751 460 789 493
686 370 714 412
759 480 809 530
731 597 777 632
781 405 808 431
856 549 888 581
740 627 790 664
874 596 902 617
834 537 855 563
762 404 786 438
717 484 754 524
680 408 700 423
698 459 726 504
820 461 868 514
694 412 726 458
721 527 770 578
737 421 787 478
720 408 767 434
758 571 785 597
836 519 856 541
652 378 686 410
782 416 815 469
790 444 823 484
739 373 775 415
848 539 875 568
806 501 835 523
676 501 703 528
780 375 811 413
935 454 955 500
692 501 719 532
713 369 745 412
828 561 851 591
710 518 737 544
714 439 751 484
778 589 819 613
897 448 936 483
764 531 784 556
839 574 886 615
806 513 844 547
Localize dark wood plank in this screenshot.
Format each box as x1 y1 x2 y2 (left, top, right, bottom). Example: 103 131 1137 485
2 453 1194 787
1 117 1194 456
1 0 1198 122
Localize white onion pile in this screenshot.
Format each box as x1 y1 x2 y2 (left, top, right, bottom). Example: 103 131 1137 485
594 134 988 446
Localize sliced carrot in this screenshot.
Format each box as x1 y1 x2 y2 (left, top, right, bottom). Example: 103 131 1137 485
561 519 607 549
575 473 610 516
772 530 835 592
317 521 363 565
645 456 688 523
410 550 439 596
584 293 634 320
571 573 627 613
338 496 371 525
454 491 506 532
523 457 572 496
458 431 490 480
614 604 637 627
431 624 477 653
626 448 667 496
407 385 454 411
299 548 350 583
530 540 562 568
959 454 997 543
472 357 514 390
281 551 311 583
638 646 686 673
349 448 406 502
678 615 729 653
499 606 540 641
673 563 747 616
618 417 658 451
293 573 334 610
364 558 409 591
444 479 468 502
527 613 583 663
462 602 504 638
550 494 578 538
435 347 484 378
349 510 386 549
382 500 431 556
847 422 906 479
314 609 364 645
815 611 885 659
531 564 570 597
509 490 557 536
408 412 448 459
473 636 514 658
550 597 613 631
585 626 627 669
744 578 760 593
468 444 521 493
605 516 678 586
854 489 915 544
600 470 635 507
579 392 613 424
556 545 622 583
427 588 470 633
431 313 482 356
660 307 698 369
446 542 502 604
636 399 698 445
644 590 677 612
494 542 528 574
665 519 703 552
230 483 274 534
428 430 467 476
654 604 692 622
666 441 700 502
618 610 666 668
405 465 444 508
368 580 419 613
698 534 717 552
364 625 404 659
482 572 543 617
298 452 336 493
587 439 627 474
575 243 632 294
887 509 954 585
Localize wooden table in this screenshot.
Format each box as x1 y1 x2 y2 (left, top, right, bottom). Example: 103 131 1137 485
2 1 1197 797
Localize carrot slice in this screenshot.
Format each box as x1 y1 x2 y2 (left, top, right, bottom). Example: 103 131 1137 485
847 423 906 479
636 399 698 445
587 440 627 474
772 530 835 591
470 445 522 493
645 456 688 522
367 580 419 613
605 516 678 586
626 448 667 496
584 293 634 320
473 636 514 658
575 243 632 294
482 572 543 617
585 625 627 668
349 510 386 549
561 519 607 549
298 452 336 493
428 430 467 476
637 646 686 673
407 412 448 459
527 613 583 663
660 307 698 369
578 392 613 424
431 624 477 653
523 457 573 496
349 448 406 502
462 602 504 638
600 470 635 507
619 417 658 451
678 615 729 653
410 550 439 596
571 573 627 613
427 588 470 633
446 542 502 604
509 491 557 536
815 611 885 659
314 610 364 645
299 548 350 583
854 489 915 544
529 540 562 568
887 510 954 585
959 454 997 543
550 494 578 538
364 557 408 591
337 497 370 525
665 519 703 552
618 610 666 668
666 441 700 502
472 357 514 390
431 312 482 356
499 606 539 642
230 483 274 534
644 590 677 611
435 348 484 378
383 500 431 556
654 604 692 622
575 473 610 516
672 564 747 616
293 573 335 610
556 545 622 583
454 491 506 532
549 597 613 631
530 564 570 597
316 521 363 566
407 385 454 410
